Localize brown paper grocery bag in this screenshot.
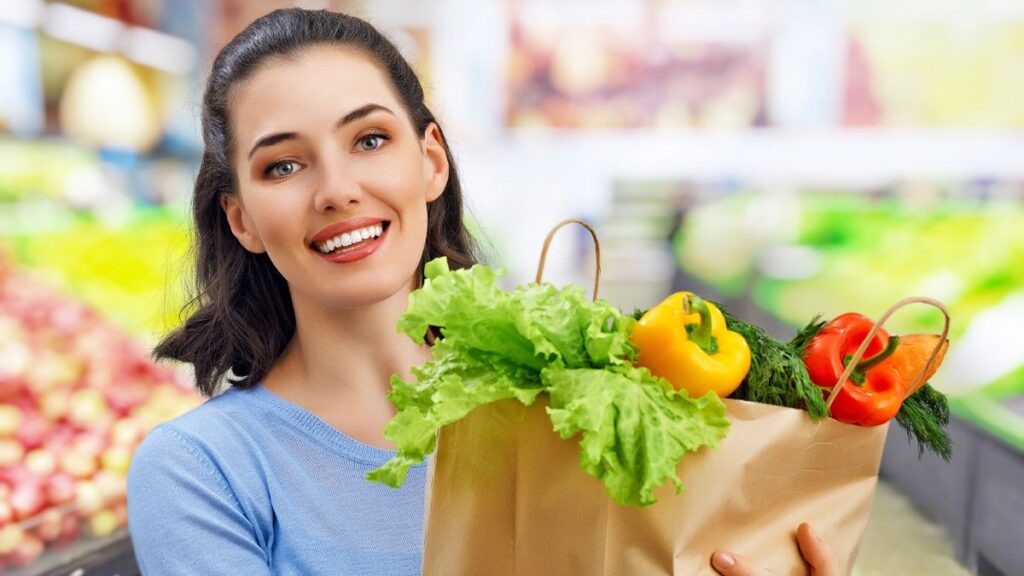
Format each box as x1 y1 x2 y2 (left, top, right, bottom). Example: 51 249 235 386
422 397 887 576
420 220 950 576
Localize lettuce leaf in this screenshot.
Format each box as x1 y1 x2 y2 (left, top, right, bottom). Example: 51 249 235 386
544 365 729 506
367 257 730 507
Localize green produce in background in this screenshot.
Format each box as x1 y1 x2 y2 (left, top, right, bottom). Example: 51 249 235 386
0 204 191 340
677 191 1024 341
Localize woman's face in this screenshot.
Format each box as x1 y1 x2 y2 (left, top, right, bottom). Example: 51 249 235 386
221 46 449 310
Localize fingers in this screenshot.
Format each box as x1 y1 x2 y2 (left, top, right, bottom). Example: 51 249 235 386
796 523 841 576
712 523 840 576
710 550 770 576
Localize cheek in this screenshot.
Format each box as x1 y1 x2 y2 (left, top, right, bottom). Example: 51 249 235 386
247 193 307 251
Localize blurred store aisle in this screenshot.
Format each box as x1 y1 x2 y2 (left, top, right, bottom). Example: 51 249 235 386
854 482 972 576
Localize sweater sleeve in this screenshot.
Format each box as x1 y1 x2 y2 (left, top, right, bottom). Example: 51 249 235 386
127 425 272 576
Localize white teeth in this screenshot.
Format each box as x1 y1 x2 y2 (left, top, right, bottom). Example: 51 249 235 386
316 223 386 253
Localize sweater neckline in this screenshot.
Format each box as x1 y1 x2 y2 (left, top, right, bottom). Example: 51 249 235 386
238 385 423 469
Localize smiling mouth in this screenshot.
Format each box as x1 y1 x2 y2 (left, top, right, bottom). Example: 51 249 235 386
311 221 391 255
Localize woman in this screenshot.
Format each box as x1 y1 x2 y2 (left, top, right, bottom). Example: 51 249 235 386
126 8 837 576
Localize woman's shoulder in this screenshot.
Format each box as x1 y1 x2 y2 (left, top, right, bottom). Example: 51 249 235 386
128 385 281 485
136 386 255 449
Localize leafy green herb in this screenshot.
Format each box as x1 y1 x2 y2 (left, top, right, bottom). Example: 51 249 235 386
718 308 830 420
367 258 730 507
894 383 952 460
790 314 825 354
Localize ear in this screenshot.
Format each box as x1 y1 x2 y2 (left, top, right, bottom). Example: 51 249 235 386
220 194 267 254
421 122 449 203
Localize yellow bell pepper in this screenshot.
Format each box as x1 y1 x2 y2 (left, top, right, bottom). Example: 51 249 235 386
630 292 751 397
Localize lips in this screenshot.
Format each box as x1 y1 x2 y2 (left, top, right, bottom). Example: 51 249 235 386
316 224 389 264
309 217 390 250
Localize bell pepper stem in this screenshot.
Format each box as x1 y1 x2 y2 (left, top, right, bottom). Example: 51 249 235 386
855 335 901 373
682 294 715 355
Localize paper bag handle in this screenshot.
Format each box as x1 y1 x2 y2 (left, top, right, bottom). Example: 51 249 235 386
826 296 952 409
535 219 602 302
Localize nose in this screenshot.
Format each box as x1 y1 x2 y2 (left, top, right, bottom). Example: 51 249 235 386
312 156 363 213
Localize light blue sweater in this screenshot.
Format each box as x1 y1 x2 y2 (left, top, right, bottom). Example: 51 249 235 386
126 385 427 575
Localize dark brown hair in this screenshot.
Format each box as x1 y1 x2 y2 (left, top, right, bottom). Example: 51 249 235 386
156 8 480 396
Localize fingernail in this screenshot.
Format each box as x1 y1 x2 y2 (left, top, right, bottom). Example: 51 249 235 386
808 525 820 542
712 552 736 570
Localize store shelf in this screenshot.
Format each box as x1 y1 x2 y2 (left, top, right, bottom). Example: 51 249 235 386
499 128 1024 184
881 415 1024 576
5 530 137 576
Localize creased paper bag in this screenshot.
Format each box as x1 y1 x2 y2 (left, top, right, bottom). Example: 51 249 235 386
422 397 887 576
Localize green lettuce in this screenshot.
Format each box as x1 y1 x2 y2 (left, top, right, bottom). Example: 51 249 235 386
366 257 730 506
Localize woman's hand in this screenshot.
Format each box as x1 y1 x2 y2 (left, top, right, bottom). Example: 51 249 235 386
710 523 840 576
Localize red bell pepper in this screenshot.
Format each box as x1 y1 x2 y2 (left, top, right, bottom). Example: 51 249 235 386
802 313 904 426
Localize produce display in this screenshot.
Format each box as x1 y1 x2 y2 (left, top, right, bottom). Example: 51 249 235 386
675 189 1024 340
506 0 765 129
369 255 951 506
0 257 200 570
844 18 1024 126
0 204 191 339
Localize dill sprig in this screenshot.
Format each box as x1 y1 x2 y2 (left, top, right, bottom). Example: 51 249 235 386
720 308 829 421
895 383 952 460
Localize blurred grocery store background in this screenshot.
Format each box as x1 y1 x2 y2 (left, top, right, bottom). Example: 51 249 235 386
0 0 1022 574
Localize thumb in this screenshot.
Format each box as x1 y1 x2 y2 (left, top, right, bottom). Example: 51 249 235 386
710 551 770 576
796 523 840 576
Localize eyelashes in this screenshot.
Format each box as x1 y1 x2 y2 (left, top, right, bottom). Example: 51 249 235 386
358 132 390 151
259 132 392 180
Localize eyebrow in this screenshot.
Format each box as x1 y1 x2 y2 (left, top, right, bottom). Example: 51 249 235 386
246 103 395 160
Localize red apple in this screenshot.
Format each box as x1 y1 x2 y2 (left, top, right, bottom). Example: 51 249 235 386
27 352 80 394
38 390 71 422
33 508 63 542
9 532 44 567
0 373 26 402
0 405 22 437
75 480 103 516
89 509 118 538
0 523 25 555
15 413 52 451
101 446 132 475
59 512 80 541
44 423 76 452
9 393 34 413
92 470 127 504
68 388 111 428
50 302 91 338
25 448 58 476
0 439 24 467
105 381 150 415
45 473 77 506
0 501 13 527
59 448 98 480
113 500 128 526
110 418 144 447
71 432 107 458
9 481 45 521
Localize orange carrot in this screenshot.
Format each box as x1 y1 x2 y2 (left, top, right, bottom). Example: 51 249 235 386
876 334 948 396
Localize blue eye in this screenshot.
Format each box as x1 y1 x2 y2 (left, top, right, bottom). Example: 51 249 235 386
265 160 298 179
358 133 389 151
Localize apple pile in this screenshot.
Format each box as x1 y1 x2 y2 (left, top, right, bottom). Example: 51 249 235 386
0 256 200 569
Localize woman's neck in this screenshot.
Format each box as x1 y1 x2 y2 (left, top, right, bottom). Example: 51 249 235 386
261 278 432 446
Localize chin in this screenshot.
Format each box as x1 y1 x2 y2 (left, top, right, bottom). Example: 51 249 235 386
326 270 417 310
